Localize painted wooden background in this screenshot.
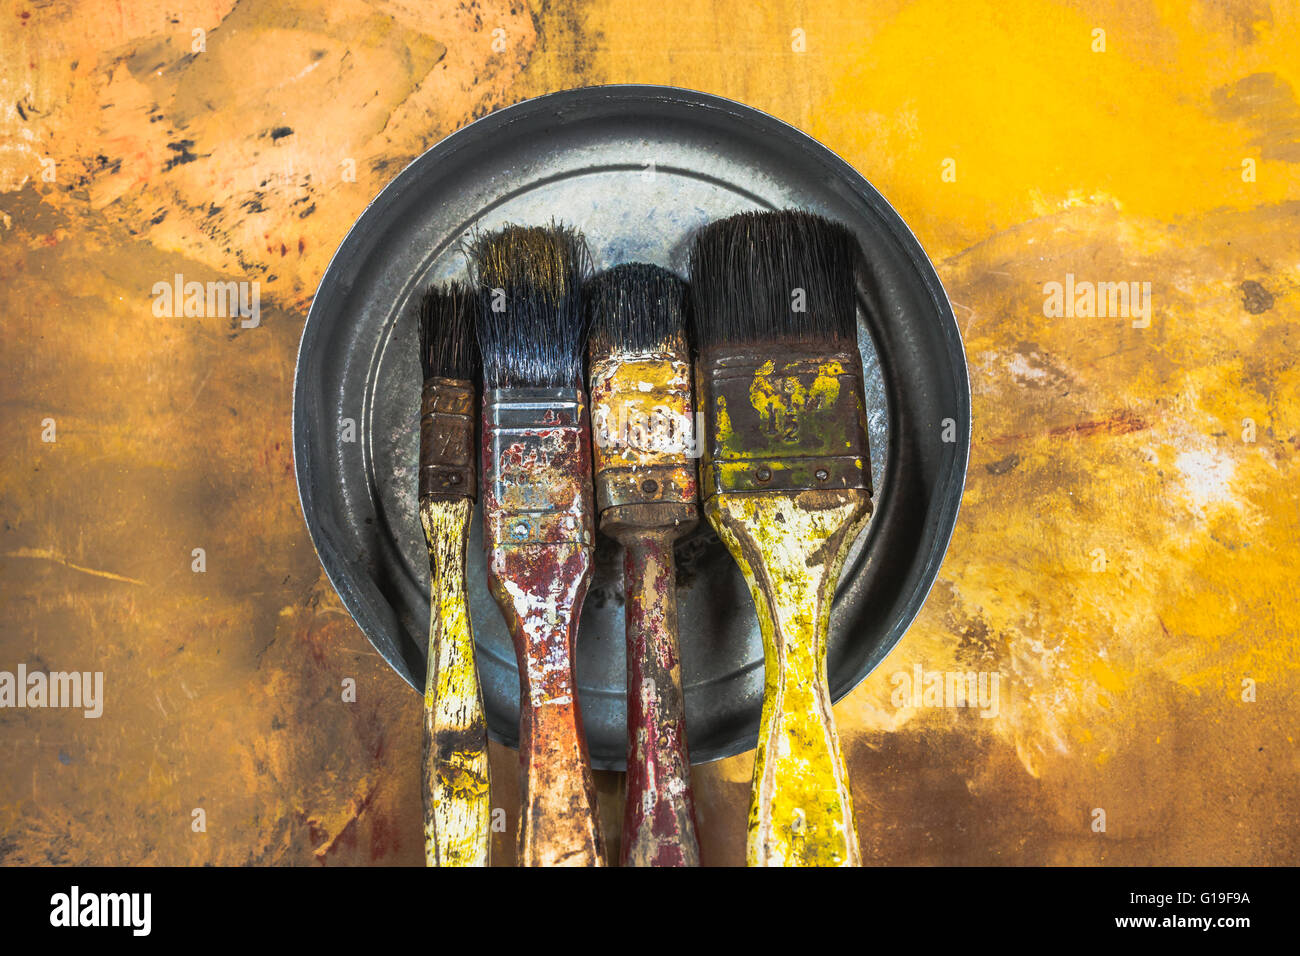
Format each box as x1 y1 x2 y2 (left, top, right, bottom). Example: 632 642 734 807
1 0 1296 864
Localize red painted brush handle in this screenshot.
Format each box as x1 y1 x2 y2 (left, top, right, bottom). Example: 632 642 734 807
489 543 606 867
621 532 700 866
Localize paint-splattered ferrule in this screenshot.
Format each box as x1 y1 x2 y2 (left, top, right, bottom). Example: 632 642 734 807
481 387 594 548
698 346 874 501
590 353 698 515
419 377 477 502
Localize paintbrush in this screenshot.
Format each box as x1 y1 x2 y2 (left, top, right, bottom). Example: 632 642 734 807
470 224 606 867
586 264 701 867
416 281 491 867
689 209 873 867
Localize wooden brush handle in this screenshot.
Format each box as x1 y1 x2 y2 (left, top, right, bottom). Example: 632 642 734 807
707 490 871 867
420 497 491 867
620 532 700 867
489 542 605 867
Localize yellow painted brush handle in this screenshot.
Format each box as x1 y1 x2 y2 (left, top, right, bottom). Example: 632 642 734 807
420 497 491 867
707 490 871 867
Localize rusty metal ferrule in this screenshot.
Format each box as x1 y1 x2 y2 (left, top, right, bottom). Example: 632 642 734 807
698 346 873 500
481 387 594 549
419 377 477 503
589 352 699 518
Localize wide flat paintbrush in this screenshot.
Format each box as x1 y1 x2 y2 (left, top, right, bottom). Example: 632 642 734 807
689 210 873 867
417 282 491 866
471 224 606 867
587 264 701 867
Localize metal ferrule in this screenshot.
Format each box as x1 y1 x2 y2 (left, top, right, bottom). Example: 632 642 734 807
419 377 477 502
589 353 699 516
698 345 873 500
481 387 594 548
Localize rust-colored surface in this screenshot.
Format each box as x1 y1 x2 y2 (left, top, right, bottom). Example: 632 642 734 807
2 0 1298 866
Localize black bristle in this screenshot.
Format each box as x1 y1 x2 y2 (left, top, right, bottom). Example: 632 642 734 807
468 223 591 388
585 263 689 361
688 209 861 350
417 280 478 381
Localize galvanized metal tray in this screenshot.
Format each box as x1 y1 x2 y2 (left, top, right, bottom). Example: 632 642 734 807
293 85 970 770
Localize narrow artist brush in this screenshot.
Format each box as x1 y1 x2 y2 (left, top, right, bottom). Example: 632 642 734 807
587 264 701 867
689 210 873 867
471 224 606 867
416 282 491 867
